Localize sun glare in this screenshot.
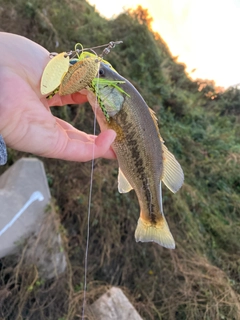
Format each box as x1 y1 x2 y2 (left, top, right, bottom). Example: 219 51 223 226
87 0 240 88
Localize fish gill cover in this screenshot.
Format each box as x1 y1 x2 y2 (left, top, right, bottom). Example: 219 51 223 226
0 0 240 319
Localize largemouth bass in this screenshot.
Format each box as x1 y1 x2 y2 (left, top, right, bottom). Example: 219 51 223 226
86 63 184 249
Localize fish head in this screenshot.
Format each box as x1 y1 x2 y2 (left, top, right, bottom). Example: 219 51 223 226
97 61 122 80
90 62 130 118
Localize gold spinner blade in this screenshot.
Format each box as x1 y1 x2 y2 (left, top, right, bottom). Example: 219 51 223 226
40 52 70 95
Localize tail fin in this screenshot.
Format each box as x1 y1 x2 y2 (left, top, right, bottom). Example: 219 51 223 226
135 216 175 249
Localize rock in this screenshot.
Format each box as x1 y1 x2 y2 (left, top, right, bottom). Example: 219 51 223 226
0 157 66 279
89 287 143 320
23 201 67 280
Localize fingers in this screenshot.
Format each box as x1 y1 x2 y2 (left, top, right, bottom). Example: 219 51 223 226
66 130 94 142
55 118 76 131
94 130 117 159
48 128 116 162
46 118 116 161
47 92 88 107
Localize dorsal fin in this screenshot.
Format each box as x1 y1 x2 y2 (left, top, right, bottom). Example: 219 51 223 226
149 108 159 130
162 144 184 193
149 108 165 143
148 107 184 193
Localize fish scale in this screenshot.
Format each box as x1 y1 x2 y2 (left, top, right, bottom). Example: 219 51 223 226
110 99 163 224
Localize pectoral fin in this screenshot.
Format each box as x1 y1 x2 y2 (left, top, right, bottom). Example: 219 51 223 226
118 168 133 193
162 144 184 193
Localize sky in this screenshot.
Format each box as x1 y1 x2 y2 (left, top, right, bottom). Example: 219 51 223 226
87 0 240 88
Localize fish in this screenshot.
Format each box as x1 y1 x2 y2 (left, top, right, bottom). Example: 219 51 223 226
86 62 184 249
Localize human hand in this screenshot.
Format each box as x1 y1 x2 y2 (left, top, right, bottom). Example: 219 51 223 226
0 33 116 161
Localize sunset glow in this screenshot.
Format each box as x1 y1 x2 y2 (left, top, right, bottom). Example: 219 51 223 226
87 0 240 88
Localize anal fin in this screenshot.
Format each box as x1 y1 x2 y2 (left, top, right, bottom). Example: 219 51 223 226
118 168 133 193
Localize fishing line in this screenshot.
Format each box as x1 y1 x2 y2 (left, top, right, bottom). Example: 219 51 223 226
81 64 100 320
80 40 122 318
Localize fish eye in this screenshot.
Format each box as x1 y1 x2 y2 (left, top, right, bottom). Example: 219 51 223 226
99 68 104 76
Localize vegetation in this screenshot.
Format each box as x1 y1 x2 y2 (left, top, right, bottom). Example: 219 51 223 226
0 0 240 319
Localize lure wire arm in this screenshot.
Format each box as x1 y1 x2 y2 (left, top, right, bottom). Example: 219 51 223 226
99 41 123 58
48 41 123 60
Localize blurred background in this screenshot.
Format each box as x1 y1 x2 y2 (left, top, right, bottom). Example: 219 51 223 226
88 0 240 89
0 0 240 319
